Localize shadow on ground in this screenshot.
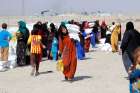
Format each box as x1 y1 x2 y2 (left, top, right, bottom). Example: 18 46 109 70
89 49 98 52
73 76 92 81
83 57 92 60
39 71 53 75
62 76 92 83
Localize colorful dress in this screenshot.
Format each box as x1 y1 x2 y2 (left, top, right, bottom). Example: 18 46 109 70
28 35 42 71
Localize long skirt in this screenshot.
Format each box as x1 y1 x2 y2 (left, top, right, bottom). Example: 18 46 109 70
111 33 119 52
84 38 90 52
62 43 77 79
47 41 53 59
76 41 85 60
16 41 26 66
90 32 96 48
51 42 58 61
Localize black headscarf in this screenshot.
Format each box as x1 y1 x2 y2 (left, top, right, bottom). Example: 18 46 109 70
31 24 39 35
126 21 134 31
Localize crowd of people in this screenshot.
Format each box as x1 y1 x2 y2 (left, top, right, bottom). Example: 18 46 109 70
0 20 121 74
0 19 121 74
0 19 140 92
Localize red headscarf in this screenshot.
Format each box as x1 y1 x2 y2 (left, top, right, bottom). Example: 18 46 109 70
101 21 107 29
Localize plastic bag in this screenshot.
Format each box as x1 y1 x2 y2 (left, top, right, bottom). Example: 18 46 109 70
56 59 64 72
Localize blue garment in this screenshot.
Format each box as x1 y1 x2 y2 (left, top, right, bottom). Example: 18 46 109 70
129 83 133 93
90 32 96 48
129 69 140 93
51 37 58 60
82 31 87 37
0 29 12 47
129 83 140 93
76 41 85 60
129 69 140 83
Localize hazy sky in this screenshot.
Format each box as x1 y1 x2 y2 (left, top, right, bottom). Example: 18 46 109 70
0 0 140 16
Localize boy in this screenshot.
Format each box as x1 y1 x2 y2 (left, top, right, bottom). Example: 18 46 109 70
0 23 12 71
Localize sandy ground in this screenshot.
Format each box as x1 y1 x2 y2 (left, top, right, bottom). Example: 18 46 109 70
0 47 129 93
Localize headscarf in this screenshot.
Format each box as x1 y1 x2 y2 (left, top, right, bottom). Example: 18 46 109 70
58 24 69 39
126 21 134 31
36 21 42 29
50 23 56 33
82 21 89 29
101 21 107 29
61 21 68 26
18 20 27 35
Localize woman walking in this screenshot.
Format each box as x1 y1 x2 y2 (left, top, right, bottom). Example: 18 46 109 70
58 24 77 81
111 24 121 52
120 22 140 73
16 21 29 66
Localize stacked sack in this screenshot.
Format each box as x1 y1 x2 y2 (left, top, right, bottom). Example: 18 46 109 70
65 24 80 42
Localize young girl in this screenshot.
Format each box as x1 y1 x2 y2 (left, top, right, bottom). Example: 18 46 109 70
129 47 140 93
28 24 44 76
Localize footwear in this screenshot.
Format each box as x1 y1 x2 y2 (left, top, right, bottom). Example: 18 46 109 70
112 50 116 53
67 78 74 83
30 72 34 76
30 68 35 76
65 76 68 80
0 68 8 72
35 72 39 76
68 78 73 81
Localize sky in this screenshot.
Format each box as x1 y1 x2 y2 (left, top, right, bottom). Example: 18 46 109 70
0 0 140 16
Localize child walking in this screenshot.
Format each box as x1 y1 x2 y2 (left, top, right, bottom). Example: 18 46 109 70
0 23 12 71
28 24 44 76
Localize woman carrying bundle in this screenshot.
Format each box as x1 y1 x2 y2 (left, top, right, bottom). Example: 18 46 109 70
58 24 77 81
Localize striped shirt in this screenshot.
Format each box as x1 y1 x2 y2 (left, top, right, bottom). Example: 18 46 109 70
28 35 42 54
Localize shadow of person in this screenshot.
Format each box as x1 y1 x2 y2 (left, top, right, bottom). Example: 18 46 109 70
124 76 129 80
89 49 97 52
39 71 53 75
62 76 92 83
83 57 92 60
73 76 92 81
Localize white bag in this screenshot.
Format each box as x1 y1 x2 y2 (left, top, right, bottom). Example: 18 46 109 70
66 24 80 33
69 33 80 42
85 28 92 34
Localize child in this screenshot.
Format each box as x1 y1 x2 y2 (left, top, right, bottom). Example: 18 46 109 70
0 23 12 71
28 24 44 76
129 47 140 93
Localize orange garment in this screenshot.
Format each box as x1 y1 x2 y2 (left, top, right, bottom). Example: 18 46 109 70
59 36 77 79
28 35 42 54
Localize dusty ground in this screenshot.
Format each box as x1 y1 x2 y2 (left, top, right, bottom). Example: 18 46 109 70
0 48 129 93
